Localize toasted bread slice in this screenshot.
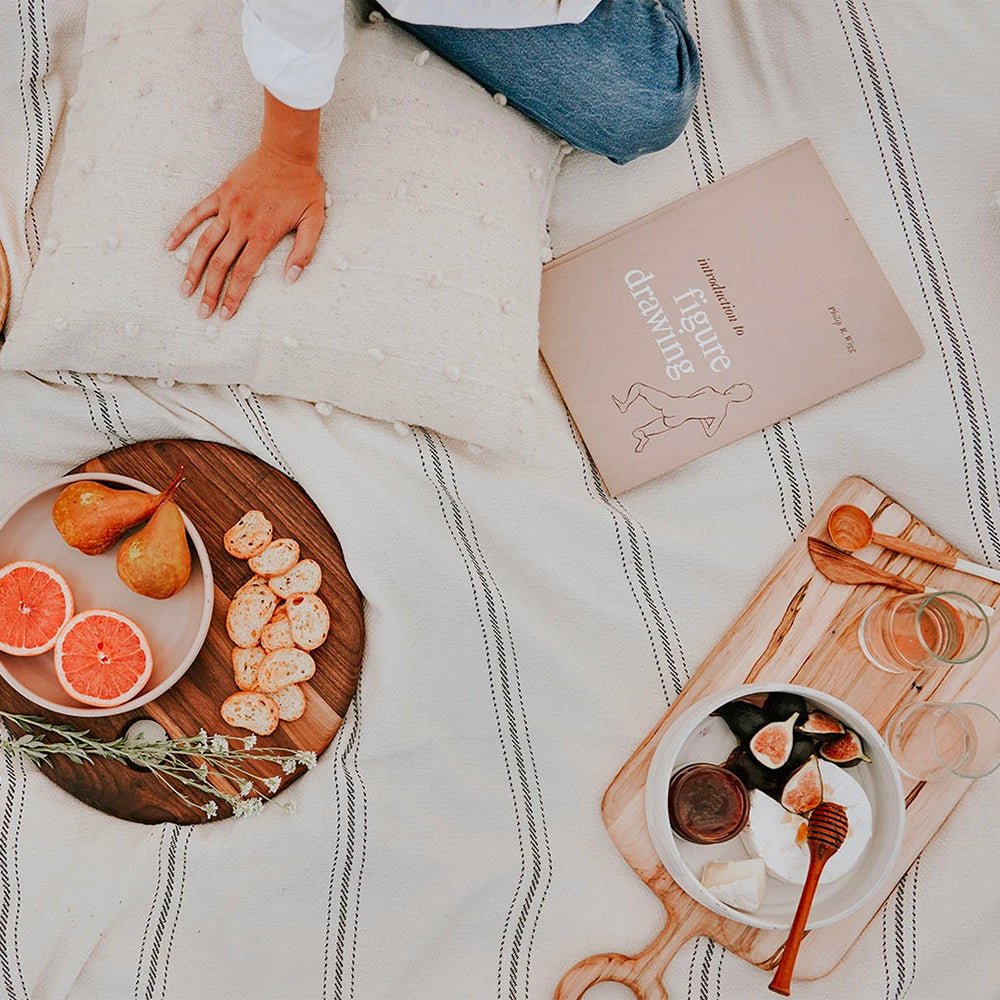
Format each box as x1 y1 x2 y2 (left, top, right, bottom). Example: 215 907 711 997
257 647 316 692
235 574 268 598
285 592 330 651
232 645 265 691
268 559 322 599
248 538 300 578
271 683 306 722
226 584 279 648
260 609 294 653
221 691 279 736
224 510 273 559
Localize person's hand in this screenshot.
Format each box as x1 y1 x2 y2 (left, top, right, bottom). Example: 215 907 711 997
165 91 325 321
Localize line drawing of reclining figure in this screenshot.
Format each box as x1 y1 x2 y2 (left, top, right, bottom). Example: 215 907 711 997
611 381 754 453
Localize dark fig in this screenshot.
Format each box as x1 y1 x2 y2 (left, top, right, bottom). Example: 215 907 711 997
763 691 808 725
723 748 782 796
782 735 817 773
780 756 824 814
713 700 770 743
797 710 846 738
749 714 797 769
819 729 872 767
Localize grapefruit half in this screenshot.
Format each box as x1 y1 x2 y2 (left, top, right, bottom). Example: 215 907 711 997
0 560 75 656
54 609 153 707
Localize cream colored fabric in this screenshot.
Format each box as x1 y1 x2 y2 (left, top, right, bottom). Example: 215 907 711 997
243 0 600 109
2 0 562 454
3 2 1000 999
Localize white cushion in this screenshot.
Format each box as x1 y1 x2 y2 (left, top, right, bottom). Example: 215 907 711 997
1 0 562 453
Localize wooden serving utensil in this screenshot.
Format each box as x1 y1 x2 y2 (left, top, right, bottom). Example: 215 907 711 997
828 505 1000 584
807 537 995 616
807 537 925 593
768 802 850 996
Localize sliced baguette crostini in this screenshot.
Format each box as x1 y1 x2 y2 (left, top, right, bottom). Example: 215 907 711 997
257 647 316 692
270 683 306 722
221 691 279 736
223 510 273 559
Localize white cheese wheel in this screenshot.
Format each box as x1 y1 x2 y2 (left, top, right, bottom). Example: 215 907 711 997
741 760 873 885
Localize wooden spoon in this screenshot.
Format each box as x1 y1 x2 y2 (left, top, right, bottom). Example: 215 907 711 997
828 505 1000 584
768 802 850 996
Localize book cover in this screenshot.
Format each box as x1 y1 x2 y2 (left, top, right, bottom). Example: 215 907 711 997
538 139 924 495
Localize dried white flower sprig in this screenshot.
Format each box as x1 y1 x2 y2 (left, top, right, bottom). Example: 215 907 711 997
0 711 316 819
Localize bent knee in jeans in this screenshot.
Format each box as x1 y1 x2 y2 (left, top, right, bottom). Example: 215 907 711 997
397 0 701 165
563 0 701 163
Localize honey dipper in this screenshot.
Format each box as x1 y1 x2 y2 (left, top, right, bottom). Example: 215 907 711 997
768 802 850 996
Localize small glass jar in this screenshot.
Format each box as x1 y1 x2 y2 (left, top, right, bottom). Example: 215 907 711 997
668 762 750 845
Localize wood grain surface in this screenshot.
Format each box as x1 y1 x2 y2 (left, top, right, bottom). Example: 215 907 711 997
556 476 1000 999
0 439 364 824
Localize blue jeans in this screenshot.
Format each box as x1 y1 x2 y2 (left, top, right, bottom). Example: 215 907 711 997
394 0 701 164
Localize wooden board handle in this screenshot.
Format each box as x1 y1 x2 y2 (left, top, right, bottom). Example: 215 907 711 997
553 910 695 1000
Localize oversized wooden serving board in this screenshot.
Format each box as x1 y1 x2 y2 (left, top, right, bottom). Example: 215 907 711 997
0 439 364 824
556 477 1000 999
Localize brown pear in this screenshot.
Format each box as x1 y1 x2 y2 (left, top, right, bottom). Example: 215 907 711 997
53 467 184 555
116 501 192 599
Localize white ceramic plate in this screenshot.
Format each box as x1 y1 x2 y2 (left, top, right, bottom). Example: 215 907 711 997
0 473 213 717
645 683 905 931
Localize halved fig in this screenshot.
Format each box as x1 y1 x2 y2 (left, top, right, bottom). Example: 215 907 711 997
713 700 769 743
781 756 824 814
763 691 808 725
797 710 846 738
749 714 797 769
819 729 872 767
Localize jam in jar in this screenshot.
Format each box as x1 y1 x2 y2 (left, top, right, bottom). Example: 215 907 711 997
667 762 750 845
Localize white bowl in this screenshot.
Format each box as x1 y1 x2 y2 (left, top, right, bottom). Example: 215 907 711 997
0 473 213 717
645 683 905 931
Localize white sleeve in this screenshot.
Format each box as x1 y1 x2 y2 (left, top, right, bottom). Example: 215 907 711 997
241 0 346 110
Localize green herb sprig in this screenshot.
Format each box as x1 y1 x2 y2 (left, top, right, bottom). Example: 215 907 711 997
0 712 315 818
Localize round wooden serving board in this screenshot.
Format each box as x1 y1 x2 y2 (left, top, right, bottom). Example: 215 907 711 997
0 440 364 824
0 239 10 335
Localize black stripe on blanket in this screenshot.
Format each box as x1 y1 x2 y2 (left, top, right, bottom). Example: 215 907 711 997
881 854 920 1000
322 679 368 1000
17 0 51 260
228 386 294 478
836 0 1000 565
134 824 192 1000
85 375 131 450
414 429 552 1000
59 371 118 450
568 413 687 702
0 739 29 1000
762 420 814 538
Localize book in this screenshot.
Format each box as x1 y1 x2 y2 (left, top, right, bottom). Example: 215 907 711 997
538 139 924 495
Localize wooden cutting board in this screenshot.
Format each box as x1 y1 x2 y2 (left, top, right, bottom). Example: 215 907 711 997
555 476 1000 999
0 439 364 824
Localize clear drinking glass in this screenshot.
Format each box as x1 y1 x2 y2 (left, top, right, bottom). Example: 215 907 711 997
857 591 989 674
884 701 1000 780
